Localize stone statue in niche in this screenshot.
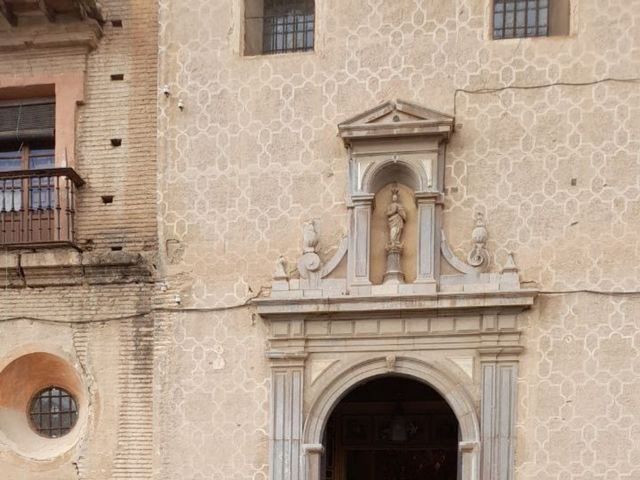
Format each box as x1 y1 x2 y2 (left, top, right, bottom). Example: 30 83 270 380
386 186 406 248
383 185 407 284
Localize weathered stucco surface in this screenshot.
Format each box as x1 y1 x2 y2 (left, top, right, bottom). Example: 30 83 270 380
0 0 158 479
0 0 639 479
156 0 640 479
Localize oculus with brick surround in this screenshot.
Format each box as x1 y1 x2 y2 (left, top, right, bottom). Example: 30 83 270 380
0 351 88 460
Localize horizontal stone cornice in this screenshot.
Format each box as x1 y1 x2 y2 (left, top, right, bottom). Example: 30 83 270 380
254 289 537 319
0 19 102 51
0 249 156 287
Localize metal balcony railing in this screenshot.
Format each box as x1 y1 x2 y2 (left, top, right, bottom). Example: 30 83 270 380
0 168 84 247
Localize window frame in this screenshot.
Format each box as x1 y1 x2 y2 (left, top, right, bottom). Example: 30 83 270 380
243 0 316 56
27 385 79 439
487 0 572 41
492 0 549 40
0 76 84 246
0 141 56 213
262 0 315 55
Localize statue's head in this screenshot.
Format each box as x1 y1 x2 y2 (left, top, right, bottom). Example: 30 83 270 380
391 186 399 201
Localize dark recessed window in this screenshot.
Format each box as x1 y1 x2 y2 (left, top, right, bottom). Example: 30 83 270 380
0 98 56 214
29 386 78 438
493 0 548 39
244 0 314 55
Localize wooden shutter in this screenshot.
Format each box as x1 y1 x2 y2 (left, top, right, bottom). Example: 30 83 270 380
0 98 55 144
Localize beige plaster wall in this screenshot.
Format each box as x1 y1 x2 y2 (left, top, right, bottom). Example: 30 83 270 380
158 0 640 479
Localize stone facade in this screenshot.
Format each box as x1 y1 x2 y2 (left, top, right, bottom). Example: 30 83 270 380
1 1 640 480
156 1 640 480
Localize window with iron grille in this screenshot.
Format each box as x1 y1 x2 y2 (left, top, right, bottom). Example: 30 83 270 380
493 0 549 39
29 386 79 438
245 0 314 55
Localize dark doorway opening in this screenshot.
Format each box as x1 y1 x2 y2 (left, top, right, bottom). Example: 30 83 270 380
323 376 459 480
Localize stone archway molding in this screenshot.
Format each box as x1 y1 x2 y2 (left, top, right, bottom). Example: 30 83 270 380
302 355 480 480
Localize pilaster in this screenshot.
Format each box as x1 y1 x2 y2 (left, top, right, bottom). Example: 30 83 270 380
479 349 520 480
347 193 374 287
269 354 307 480
415 191 442 288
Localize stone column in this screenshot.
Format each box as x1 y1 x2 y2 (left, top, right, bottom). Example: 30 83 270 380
269 354 307 480
479 349 520 480
348 193 374 290
414 192 441 293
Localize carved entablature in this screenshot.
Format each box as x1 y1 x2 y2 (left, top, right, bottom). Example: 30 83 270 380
340 99 452 197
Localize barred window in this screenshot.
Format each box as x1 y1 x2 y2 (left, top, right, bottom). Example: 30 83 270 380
245 0 314 55
29 387 79 438
493 0 549 39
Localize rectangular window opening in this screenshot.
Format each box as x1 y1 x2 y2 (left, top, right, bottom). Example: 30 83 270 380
244 0 315 55
492 0 569 39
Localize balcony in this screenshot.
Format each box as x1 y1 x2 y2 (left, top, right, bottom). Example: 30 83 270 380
0 167 84 247
0 0 105 50
0 0 104 25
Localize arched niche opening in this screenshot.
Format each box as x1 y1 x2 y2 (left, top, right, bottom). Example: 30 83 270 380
370 182 417 285
366 160 421 286
365 160 421 195
321 376 459 480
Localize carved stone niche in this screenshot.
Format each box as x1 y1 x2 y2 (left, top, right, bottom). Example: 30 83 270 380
340 99 453 294
255 100 538 480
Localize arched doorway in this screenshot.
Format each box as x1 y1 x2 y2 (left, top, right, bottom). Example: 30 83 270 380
322 376 459 480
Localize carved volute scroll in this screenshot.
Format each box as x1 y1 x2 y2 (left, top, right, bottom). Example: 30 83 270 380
298 220 322 282
468 212 489 268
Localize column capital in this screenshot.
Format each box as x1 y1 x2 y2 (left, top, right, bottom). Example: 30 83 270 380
414 191 444 203
302 443 324 455
350 193 375 205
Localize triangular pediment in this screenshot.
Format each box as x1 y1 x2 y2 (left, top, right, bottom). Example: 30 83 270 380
338 99 454 142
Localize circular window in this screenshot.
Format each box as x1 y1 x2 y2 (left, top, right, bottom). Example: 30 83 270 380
28 387 79 438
